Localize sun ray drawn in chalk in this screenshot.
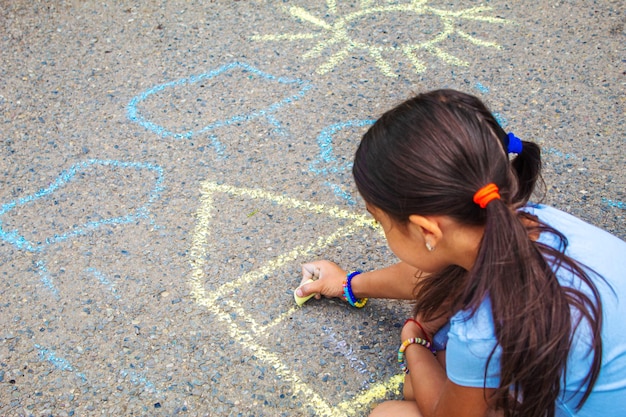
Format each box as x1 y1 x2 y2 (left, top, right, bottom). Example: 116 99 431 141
251 0 509 76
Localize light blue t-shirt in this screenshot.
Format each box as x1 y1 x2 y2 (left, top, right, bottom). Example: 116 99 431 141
443 205 626 416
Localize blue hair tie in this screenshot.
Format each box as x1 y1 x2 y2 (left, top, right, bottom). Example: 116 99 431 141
507 132 523 154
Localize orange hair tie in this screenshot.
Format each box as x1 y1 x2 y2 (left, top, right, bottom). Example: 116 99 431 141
473 183 501 208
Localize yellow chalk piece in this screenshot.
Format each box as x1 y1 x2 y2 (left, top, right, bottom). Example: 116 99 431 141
294 279 316 306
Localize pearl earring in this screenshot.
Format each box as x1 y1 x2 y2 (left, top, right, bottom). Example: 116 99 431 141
425 242 434 252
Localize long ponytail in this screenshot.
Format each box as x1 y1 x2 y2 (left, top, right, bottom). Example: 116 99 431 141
352 89 603 416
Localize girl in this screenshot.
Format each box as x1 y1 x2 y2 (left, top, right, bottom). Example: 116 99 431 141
296 90 626 416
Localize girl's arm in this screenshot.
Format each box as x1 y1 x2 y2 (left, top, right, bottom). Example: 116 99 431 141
297 260 422 300
402 347 495 417
394 321 496 417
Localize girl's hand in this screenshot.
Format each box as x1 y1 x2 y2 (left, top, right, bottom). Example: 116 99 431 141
297 260 347 299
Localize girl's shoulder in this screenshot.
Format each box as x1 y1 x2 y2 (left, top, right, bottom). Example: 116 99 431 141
521 204 626 279
522 203 621 242
450 203 626 338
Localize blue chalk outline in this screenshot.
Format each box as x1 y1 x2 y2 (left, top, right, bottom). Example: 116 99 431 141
85 267 121 300
127 62 312 142
474 82 490 94
543 147 577 160
36 344 87 382
120 368 158 393
36 345 159 393
309 120 376 176
35 259 59 299
325 182 357 206
0 159 164 253
309 120 375 204
602 198 625 210
492 112 507 128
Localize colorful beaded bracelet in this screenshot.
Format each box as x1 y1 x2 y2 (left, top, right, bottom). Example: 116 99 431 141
398 338 432 374
403 318 437 354
342 271 368 308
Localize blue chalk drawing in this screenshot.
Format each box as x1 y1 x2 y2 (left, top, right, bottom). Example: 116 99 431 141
36 344 87 382
7 65 312 398
85 268 121 300
309 120 376 204
325 182 356 206
474 82 490 94
468 81 506 127
120 368 158 393
127 62 312 155
322 327 372 390
265 113 288 137
36 343 158 393
603 198 625 210
0 159 164 252
543 147 577 160
493 112 507 128
309 120 376 176
35 259 59 300
208 135 226 158
0 159 164 295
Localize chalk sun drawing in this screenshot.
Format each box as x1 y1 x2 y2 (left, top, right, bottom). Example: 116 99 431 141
251 0 508 76
188 181 401 416
127 62 311 154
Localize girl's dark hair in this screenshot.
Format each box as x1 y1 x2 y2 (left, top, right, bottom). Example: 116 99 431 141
352 89 602 417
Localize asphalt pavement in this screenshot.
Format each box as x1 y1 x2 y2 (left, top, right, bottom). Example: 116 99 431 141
0 1 624 416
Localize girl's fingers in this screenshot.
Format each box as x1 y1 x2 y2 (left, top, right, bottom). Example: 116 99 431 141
301 263 321 285
296 279 316 298
294 279 318 305
299 261 345 299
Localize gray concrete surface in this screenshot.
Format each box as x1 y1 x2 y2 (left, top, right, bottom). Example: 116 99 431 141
0 1 623 416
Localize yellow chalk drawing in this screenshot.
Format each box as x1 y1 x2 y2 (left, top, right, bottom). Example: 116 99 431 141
337 374 405 413
251 0 509 76
188 181 400 416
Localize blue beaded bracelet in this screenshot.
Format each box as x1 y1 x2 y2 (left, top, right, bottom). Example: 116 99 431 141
342 271 368 308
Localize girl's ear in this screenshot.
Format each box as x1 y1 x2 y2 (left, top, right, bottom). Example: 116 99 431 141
408 214 443 247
